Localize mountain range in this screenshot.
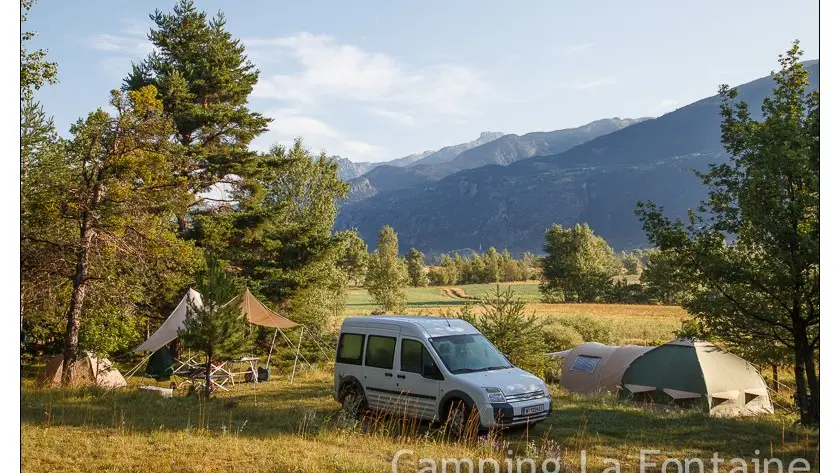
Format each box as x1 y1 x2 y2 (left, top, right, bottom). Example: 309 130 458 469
343 118 646 201
335 61 819 255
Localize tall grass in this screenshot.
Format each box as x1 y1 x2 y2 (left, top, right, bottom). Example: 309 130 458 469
22 366 819 473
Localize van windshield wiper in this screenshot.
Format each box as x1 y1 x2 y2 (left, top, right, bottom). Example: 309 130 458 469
452 365 511 374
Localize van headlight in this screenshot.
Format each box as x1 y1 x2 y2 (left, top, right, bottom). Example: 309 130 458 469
484 387 507 403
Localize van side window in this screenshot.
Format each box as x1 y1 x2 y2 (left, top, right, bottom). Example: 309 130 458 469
401 339 442 379
400 339 423 373
337 333 365 365
365 335 396 369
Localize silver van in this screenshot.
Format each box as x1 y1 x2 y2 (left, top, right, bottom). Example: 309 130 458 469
333 316 552 433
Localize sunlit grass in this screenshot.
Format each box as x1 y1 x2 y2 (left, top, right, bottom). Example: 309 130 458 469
21 367 818 473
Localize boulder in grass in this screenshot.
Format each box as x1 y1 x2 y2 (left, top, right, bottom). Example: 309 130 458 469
137 385 173 398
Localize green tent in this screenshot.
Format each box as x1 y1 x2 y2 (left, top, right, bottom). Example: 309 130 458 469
145 346 175 379
620 339 773 417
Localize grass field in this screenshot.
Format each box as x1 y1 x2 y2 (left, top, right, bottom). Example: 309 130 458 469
21 368 818 473
21 285 818 472
344 283 687 345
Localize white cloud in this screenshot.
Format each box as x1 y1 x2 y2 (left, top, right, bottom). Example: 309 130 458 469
562 77 617 90
370 108 416 125
656 99 681 113
261 108 386 160
245 33 491 117
87 33 153 56
560 43 595 55
85 20 154 78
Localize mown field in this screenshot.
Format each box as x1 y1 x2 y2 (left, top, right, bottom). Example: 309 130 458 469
344 283 686 346
22 283 819 472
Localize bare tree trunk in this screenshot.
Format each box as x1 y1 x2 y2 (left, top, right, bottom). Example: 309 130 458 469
772 364 779 392
62 220 93 386
804 345 819 424
169 338 182 361
792 343 809 425
177 215 188 235
792 317 817 425
204 349 213 398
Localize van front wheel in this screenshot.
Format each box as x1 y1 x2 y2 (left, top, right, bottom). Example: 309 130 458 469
341 386 367 419
445 400 473 439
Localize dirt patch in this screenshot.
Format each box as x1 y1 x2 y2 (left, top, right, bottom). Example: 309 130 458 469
440 287 479 300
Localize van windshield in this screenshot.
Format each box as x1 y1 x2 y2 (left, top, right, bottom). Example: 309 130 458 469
429 334 512 374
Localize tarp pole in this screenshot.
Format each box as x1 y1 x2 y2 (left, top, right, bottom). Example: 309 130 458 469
290 328 304 384
304 325 332 360
265 328 279 369
279 329 313 370
124 351 155 379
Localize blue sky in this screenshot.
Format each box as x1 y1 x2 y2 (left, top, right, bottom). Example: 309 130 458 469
27 0 818 162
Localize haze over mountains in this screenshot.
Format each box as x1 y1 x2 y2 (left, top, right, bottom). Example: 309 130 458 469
335 61 820 255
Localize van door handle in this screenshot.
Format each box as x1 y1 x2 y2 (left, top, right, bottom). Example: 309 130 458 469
397 374 406 379
385 373 393 377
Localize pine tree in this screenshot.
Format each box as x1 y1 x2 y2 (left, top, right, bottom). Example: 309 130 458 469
124 0 271 232
188 140 350 333
180 256 253 396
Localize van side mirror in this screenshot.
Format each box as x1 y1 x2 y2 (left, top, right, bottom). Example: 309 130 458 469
422 361 444 380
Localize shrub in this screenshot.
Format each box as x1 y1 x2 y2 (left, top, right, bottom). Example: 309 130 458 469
427 267 447 286
542 323 584 352
457 286 548 376
605 280 651 304
555 316 617 345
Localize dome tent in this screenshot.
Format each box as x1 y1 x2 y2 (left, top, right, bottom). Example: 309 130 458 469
39 352 127 389
558 342 652 394
620 339 773 417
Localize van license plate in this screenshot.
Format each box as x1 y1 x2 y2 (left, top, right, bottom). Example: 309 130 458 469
522 405 544 415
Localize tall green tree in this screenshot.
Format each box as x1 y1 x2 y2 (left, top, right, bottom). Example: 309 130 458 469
637 42 819 425
22 87 196 382
539 223 622 302
365 226 408 312
483 247 501 283
20 0 57 104
639 249 691 305
124 0 271 232
440 254 459 285
180 256 253 396
188 140 350 333
337 229 369 287
21 0 61 348
406 248 428 287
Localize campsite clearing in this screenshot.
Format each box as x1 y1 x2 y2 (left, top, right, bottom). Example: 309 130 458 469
22 368 818 473
22 288 812 472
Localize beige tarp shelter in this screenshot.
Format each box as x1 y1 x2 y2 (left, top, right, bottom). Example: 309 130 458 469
620 339 774 417
559 342 653 394
134 288 297 353
39 352 127 389
130 288 312 385
238 288 298 329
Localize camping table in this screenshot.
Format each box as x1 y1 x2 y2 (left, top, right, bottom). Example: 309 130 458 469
229 357 261 384
208 362 235 391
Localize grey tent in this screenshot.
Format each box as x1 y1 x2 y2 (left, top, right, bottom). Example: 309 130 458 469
620 339 774 417
559 342 653 394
